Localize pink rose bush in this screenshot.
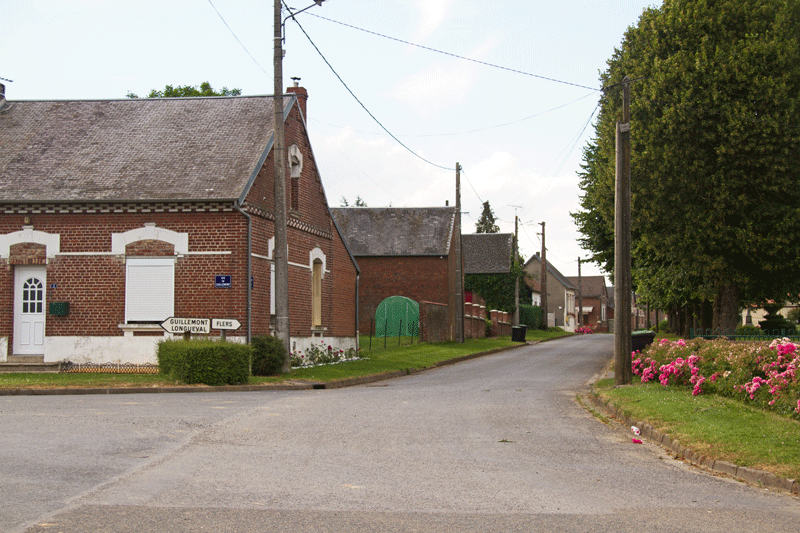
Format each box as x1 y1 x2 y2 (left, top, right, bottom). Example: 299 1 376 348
632 337 800 419
576 325 595 334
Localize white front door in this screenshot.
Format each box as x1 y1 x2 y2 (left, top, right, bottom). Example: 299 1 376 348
14 266 46 355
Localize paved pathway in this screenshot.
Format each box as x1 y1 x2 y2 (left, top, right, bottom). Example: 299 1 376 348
2 335 798 532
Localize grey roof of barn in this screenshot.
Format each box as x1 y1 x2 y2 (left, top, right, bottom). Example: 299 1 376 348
0 95 293 203
329 207 456 256
462 233 514 274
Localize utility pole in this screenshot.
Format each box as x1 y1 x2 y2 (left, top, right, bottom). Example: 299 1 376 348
614 76 632 385
273 0 327 371
454 163 464 343
513 214 519 326
578 257 583 328
539 221 547 328
274 0 291 371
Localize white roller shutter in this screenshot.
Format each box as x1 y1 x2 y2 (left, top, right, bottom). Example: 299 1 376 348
126 258 174 323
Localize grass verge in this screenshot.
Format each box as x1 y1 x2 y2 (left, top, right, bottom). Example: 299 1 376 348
592 378 800 480
1 329 572 390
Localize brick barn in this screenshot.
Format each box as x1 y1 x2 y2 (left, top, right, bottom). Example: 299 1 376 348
0 83 358 366
329 207 463 341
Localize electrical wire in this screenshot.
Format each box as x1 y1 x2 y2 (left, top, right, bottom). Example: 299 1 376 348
307 12 600 92
458 167 484 206
287 10 454 171
518 103 599 221
310 91 597 139
207 0 271 79
308 119 402 202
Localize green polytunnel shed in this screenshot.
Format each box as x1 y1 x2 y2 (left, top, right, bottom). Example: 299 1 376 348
375 296 420 337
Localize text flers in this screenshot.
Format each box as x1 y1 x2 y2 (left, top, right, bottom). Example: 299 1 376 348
211 318 241 331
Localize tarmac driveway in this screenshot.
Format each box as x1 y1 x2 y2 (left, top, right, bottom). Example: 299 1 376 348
2 335 799 532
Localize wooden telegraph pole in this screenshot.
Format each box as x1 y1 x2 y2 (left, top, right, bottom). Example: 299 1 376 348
578 257 583 328
539 221 547 328
454 163 464 343
513 213 520 327
274 0 291 371
614 76 632 385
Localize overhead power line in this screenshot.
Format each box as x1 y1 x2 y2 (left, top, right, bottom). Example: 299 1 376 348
308 12 600 92
207 0 271 79
309 91 596 138
287 12 454 171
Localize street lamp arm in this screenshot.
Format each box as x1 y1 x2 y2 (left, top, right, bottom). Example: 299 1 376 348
281 0 327 37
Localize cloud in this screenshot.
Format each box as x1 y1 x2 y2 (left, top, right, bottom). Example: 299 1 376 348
384 36 497 116
408 0 457 42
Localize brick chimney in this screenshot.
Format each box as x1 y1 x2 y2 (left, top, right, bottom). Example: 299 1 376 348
287 77 308 119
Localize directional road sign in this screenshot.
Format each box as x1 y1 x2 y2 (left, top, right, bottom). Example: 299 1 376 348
211 318 242 331
160 317 211 334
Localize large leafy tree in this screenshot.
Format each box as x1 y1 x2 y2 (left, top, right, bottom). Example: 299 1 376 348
573 0 800 332
127 81 241 98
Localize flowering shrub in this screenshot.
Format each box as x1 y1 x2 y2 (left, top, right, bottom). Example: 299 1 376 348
632 337 800 420
575 325 595 334
290 341 363 368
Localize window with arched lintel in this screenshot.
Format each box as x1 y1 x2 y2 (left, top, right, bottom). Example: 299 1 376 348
0 227 60 259
112 224 186 324
289 144 303 211
310 248 326 327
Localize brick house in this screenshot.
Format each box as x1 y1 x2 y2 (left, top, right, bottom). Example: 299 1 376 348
329 207 462 341
0 83 358 365
566 275 609 332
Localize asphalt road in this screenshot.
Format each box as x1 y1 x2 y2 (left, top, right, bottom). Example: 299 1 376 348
2 335 798 532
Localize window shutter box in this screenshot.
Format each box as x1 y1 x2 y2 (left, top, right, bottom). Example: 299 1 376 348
49 301 70 316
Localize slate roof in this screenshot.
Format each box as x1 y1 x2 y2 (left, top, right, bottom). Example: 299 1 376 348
0 96 288 203
523 253 576 291
462 233 513 274
566 275 607 298
329 207 456 256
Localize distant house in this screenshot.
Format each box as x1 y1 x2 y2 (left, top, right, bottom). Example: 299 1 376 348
566 275 609 332
462 232 515 336
523 252 576 332
462 232 514 304
0 83 358 366
462 233 514 276
330 207 462 341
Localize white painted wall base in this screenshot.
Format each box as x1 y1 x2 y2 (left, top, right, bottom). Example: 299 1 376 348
33 335 350 366
0 337 7 362
44 336 166 365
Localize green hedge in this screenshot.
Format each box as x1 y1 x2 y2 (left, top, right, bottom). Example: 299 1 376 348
251 335 286 376
519 304 544 330
157 339 251 385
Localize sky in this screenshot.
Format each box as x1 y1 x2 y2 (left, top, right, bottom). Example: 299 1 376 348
2 0 660 281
